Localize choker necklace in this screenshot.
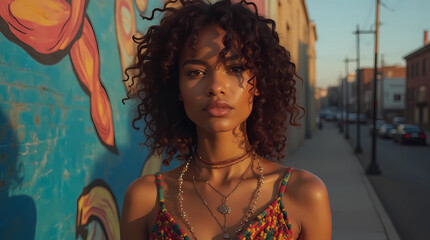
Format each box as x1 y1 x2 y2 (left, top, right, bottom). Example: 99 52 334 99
178 152 264 239
196 149 252 167
194 156 252 216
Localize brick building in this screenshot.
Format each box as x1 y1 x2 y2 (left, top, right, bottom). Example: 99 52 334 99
404 30 430 130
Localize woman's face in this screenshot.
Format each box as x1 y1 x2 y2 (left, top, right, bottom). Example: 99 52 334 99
179 25 257 134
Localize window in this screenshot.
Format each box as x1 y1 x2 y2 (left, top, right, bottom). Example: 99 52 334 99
416 62 420 76
423 59 427 76
394 94 401 102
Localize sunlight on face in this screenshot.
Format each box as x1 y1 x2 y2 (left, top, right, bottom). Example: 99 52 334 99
178 25 257 134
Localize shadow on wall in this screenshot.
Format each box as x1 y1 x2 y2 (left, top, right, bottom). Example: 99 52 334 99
74 92 168 239
0 107 36 239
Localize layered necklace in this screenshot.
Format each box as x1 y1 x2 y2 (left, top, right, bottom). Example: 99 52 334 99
196 149 252 168
194 154 252 216
177 151 265 239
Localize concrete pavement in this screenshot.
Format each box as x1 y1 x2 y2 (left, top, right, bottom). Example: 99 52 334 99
283 123 401 240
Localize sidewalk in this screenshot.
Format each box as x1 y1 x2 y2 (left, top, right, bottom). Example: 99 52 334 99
283 124 401 240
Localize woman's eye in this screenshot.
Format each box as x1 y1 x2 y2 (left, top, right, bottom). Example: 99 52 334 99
229 65 246 74
186 70 205 77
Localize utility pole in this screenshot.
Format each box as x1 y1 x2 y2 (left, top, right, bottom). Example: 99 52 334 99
339 77 344 133
353 25 374 154
367 0 382 175
344 57 356 139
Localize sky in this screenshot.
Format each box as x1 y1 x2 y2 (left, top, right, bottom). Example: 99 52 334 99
306 0 430 89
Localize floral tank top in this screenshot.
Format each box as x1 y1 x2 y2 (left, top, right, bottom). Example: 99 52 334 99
150 167 294 240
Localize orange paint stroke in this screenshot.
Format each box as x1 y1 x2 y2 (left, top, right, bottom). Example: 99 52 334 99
0 0 85 54
70 18 115 147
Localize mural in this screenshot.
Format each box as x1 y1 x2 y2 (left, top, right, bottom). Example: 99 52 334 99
76 179 120 240
0 0 165 238
0 0 115 149
115 0 144 93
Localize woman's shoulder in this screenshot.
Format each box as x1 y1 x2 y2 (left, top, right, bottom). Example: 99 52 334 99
124 165 182 198
285 168 332 239
287 168 328 202
122 174 159 217
120 174 160 239
263 160 328 210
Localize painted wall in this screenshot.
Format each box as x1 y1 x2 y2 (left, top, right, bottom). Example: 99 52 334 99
0 0 168 239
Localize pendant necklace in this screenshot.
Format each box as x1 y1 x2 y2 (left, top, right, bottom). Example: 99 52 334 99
178 152 265 239
194 155 252 216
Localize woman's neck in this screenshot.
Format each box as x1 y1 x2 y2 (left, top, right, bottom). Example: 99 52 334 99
194 126 253 181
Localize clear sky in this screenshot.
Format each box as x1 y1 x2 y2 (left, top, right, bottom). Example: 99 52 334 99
306 0 430 89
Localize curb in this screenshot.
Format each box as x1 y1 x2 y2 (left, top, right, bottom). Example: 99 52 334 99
351 153 401 240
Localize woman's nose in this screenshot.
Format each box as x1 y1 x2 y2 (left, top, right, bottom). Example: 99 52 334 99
206 69 227 96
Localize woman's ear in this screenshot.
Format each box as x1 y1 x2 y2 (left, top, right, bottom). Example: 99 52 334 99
254 88 260 96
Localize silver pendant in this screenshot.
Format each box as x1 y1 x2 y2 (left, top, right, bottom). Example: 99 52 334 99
224 232 230 239
217 203 231 215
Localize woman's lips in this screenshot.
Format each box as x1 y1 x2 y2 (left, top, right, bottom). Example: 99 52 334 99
206 107 233 117
204 101 233 117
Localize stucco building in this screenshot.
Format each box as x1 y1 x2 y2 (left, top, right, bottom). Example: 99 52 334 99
263 0 318 154
359 65 406 120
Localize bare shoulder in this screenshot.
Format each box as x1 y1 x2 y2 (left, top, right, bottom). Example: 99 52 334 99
123 174 158 214
287 169 328 202
120 174 158 240
286 169 332 240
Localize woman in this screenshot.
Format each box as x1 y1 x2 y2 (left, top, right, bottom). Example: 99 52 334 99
120 0 331 239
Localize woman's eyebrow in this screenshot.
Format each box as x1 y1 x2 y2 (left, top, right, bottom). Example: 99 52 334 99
182 59 209 67
224 54 240 62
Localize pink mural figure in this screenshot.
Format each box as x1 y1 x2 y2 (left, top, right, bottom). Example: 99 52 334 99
0 0 115 148
115 0 148 93
76 179 120 240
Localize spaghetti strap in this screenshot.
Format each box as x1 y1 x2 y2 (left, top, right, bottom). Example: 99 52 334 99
155 172 166 210
278 167 294 198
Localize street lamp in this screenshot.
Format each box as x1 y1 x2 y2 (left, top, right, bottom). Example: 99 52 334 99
339 77 344 133
367 0 382 175
344 57 356 139
354 25 375 154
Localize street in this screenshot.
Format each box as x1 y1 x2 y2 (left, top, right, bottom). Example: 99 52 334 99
342 122 430 240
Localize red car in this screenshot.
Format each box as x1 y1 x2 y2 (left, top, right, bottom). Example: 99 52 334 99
393 124 426 145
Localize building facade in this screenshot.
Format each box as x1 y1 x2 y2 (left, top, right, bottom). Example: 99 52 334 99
265 0 318 153
404 30 430 130
378 77 406 120
359 65 406 120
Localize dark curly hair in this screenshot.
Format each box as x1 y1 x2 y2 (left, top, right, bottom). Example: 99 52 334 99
123 0 304 166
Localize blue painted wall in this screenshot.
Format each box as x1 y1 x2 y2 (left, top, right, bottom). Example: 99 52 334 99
0 0 170 239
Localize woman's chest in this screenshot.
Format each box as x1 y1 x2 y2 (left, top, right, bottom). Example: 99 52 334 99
154 182 299 239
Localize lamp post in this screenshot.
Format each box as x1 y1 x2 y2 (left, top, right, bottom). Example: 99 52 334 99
344 57 357 139
339 77 344 133
353 25 375 154
367 0 382 175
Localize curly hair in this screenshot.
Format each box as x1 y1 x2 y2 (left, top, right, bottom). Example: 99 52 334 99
123 0 304 166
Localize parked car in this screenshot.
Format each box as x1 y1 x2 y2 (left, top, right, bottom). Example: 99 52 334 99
359 114 368 124
392 117 405 128
370 119 386 135
392 124 426 145
377 124 395 138
345 113 367 123
325 112 336 121
347 113 357 123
